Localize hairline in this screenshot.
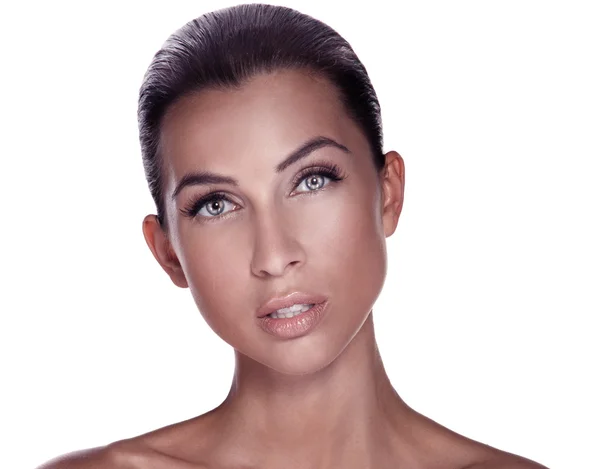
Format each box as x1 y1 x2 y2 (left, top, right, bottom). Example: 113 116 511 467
155 66 381 233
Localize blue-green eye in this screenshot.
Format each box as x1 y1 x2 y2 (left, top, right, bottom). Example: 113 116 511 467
198 197 236 217
291 163 345 194
295 173 329 192
181 162 346 221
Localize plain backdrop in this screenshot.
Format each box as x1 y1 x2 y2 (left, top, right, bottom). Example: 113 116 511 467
1 1 598 468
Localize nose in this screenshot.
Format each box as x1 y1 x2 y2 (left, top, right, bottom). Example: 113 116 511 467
250 208 305 278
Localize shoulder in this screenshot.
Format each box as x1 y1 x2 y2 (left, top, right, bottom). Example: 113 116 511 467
35 439 163 469
408 410 549 469
36 446 108 469
462 453 550 469
36 414 214 469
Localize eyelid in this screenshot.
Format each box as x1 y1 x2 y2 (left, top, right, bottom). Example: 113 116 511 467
290 163 343 194
180 190 239 222
182 160 345 221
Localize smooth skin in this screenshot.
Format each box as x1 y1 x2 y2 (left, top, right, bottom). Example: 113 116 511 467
39 69 548 469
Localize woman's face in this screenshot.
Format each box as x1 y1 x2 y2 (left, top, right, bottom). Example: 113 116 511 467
144 69 403 375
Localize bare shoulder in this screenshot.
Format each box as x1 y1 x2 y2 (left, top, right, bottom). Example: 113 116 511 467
36 440 145 469
463 453 550 469
36 411 218 469
36 437 203 469
36 410 219 469
36 445 107 469
407 409 549 469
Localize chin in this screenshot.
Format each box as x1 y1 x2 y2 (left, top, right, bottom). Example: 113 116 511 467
249 329 353 376
262 352 338 376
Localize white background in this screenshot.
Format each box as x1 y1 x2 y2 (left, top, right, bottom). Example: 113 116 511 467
1 1 598 468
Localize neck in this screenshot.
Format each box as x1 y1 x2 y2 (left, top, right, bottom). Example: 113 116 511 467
210 311 419 468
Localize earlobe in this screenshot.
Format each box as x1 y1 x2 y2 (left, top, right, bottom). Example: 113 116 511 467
141 215 189 288
380 151 405 237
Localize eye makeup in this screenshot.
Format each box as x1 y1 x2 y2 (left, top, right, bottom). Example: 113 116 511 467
179 160 347 222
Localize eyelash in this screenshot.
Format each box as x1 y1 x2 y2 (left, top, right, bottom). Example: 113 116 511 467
180 162 347 221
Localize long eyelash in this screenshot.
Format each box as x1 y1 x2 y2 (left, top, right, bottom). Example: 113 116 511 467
180 161 347 220
180 191 234 219
291 162 346 190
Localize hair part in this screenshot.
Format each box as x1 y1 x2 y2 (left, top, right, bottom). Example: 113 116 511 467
138 3 385 231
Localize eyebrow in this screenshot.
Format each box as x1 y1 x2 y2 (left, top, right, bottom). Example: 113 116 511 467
170 136 350 200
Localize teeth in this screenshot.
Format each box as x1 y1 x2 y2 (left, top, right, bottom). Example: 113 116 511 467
269 303 314 319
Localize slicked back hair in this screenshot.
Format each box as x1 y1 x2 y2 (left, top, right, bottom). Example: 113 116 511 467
138 3 385 230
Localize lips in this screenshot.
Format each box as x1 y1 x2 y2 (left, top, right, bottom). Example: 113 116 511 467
256 291 328 318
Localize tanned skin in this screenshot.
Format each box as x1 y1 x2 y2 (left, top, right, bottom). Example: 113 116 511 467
38 69 549 469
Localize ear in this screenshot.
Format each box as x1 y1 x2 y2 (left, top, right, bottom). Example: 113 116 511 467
142 215 189 288
379 151 405 237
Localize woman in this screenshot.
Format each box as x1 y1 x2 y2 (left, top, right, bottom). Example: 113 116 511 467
41 4 547 468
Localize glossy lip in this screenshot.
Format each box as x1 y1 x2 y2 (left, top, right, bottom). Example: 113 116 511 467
257 300 329 339
256 291 328 318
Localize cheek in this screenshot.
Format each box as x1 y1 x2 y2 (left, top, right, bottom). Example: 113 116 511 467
304 185 387 307
178 227 250 335
174 180 387 348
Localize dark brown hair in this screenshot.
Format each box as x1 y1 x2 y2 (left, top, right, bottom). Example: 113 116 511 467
138 3 385 230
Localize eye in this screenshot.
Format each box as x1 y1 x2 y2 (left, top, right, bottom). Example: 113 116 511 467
180 192 238 220
291 163 345 195
197 197 236 217
180 162 347 222
295 173 329 193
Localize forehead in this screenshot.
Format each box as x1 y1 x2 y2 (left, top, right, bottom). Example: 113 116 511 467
159 69 369 182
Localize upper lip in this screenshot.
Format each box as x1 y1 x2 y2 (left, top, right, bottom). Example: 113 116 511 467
257 291 328 318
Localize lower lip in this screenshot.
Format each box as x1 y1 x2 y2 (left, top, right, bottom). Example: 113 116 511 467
257 301 328 339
